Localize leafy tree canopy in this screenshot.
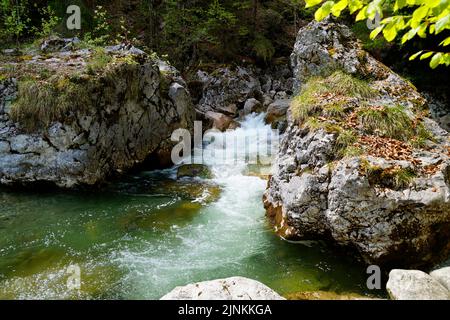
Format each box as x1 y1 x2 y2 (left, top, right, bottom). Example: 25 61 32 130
305 0 450 68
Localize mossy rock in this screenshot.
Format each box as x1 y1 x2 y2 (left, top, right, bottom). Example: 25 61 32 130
177 164 212 179
285 290 376 300
149 180 222 204
244 164 272 180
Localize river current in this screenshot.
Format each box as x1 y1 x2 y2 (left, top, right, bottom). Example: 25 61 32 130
0 113 373 299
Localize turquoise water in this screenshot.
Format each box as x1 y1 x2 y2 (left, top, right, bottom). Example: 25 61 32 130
0 114 375 299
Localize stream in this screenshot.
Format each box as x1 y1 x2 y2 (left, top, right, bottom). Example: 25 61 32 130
0 114 374 299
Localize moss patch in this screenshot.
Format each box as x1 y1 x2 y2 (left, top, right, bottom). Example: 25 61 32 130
10 76 90 132
360 159 417 190
6 48 144 132
86 48 113 75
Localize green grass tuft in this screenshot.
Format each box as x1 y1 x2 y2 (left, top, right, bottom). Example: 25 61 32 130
357 105 415 141
10 77 89 132
86 48 112 75
360 159 417 190
291 70 376 121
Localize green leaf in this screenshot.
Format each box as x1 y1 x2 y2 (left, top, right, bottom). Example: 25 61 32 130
370 26 383 39
430 52 443 68
444 53 450 66
394 0 406 12
315 1 335 21
435 14 450 34
411 6 429 28
306 0 324 8
402 27 419 44
331 0 348 17
430 24 435 34
427 0 442 8
383 23 398 42
355 6 367 21
417 22 428 37
348 0 363 14
367 2 381 20
420 52 433 60
440 36 450 46
409 51 423 61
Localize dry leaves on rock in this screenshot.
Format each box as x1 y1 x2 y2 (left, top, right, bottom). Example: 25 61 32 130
357 135 420 165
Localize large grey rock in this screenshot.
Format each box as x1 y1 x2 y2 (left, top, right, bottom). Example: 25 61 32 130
264 99 290 126
291 19 360 92
243 98 264 115
430 267 450 291
160 277 285 300
0 48 195 188
264 20 450 268
205 111 233 132
387 270 450 300
40 36 80 53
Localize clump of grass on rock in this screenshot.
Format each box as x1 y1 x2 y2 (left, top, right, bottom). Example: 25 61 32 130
10 76 89 132
291 70 376 121
290 70 434 161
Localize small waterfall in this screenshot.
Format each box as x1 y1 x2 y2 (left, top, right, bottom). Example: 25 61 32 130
200 113 280 179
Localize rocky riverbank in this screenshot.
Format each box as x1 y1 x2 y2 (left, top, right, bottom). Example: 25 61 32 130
190 63 293 132
263 20 450 268
0 41 194 188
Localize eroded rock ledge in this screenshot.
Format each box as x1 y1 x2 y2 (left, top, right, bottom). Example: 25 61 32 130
264 20 450 268
0 43 194 188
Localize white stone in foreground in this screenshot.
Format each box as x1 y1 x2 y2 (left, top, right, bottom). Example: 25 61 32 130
430 267 450 291
160 277 285 300
387 270 450 300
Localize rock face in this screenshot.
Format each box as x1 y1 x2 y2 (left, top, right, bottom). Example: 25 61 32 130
264 20 450 268
0 45 194 188
424 92 450 132
195 67 262 115
160 277 285 300
387 269 450 300
290 19 362 92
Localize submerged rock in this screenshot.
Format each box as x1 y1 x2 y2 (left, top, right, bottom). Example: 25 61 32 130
0 47 195 188
264 20 450 268
177 164 212 179
387 269 450 300
160 277 285 300
244 164 272 180
285 290 377 300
